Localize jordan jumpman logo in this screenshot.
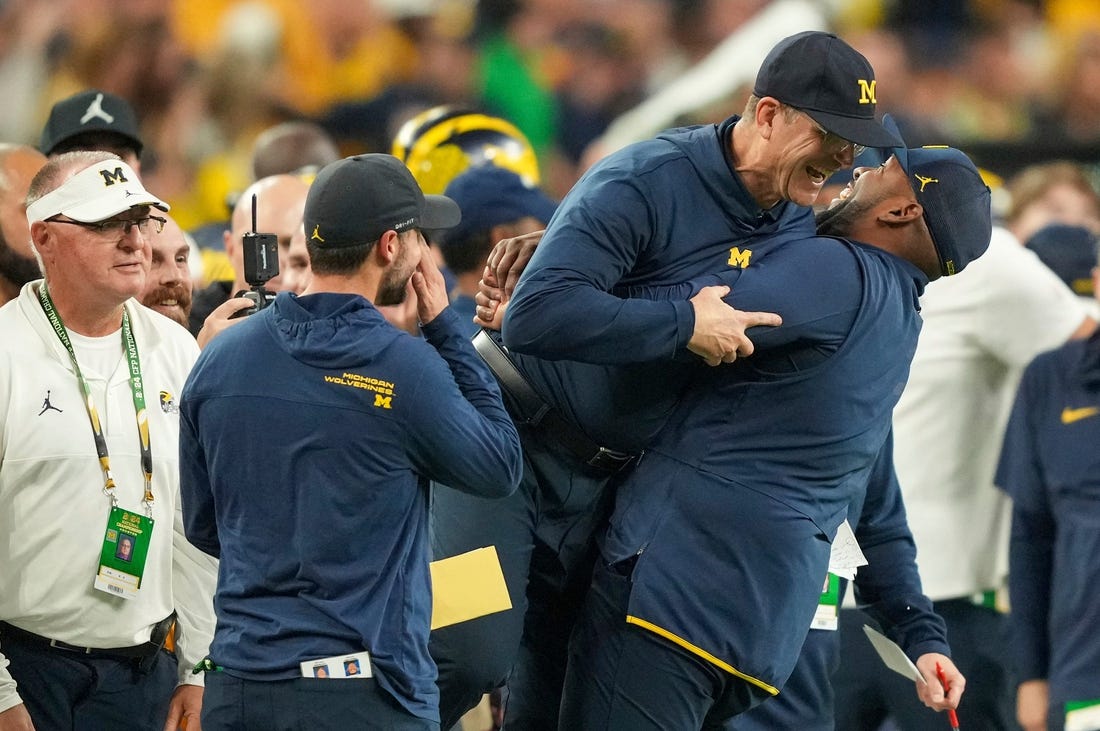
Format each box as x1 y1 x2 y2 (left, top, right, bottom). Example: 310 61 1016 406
38 390 63 416
80 93 115 125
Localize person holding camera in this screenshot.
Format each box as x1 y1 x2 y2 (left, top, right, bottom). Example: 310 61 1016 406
188 173 311 342
0 151 215 731
178 154 523 730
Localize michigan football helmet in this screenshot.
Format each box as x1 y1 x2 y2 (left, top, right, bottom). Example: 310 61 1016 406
392 105 541 195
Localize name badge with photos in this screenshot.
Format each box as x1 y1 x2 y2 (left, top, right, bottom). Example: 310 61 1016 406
94 506 154 599
300 651 373 679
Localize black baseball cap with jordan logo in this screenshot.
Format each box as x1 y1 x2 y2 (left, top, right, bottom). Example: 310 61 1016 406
40 89 144 157
753 31 903 148
304 154 461 249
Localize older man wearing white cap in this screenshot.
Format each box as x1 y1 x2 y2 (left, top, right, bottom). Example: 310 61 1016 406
0 151 215 731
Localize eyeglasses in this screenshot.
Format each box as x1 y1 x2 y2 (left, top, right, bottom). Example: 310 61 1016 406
46 214 167 237
800 111 866 157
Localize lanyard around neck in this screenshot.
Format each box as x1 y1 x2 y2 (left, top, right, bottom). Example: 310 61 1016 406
37 283 154 515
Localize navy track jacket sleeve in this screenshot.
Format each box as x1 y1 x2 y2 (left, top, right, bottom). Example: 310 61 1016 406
542 238 862 365
413 307 523 498
179 386 220 558
851 434 949 661
996 361 1054 681
502 169 695 364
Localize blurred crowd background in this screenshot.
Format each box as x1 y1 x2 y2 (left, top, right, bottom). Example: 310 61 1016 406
2 0 1100 235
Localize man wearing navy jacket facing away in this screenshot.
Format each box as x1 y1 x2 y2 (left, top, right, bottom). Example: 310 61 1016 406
179 154 523 730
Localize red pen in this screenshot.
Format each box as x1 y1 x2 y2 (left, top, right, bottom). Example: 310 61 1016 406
935 661 961 730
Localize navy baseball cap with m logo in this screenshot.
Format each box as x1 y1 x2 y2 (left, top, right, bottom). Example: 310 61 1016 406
753 31 902 148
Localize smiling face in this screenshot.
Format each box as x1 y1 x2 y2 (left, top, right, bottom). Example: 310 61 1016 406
766 103 859 208
141 214 192 326
35 205 153 316
817 155 943 278
830 155 916 206
817 156 910 241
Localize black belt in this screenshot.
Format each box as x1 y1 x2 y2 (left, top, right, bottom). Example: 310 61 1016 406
472 329 638 474
0 617 172 662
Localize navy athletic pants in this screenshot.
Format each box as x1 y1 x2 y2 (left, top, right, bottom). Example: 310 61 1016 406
429 429 617 730
0 626 178 731
558 556 771 730
202 673 439 730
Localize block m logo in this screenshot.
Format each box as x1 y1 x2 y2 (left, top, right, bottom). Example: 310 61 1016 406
99 167 129 186
857 79 877 104
728 247 752 268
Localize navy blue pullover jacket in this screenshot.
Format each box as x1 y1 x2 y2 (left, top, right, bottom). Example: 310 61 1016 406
502 116 813 451
179 293 522 722
996 328 1100 710
601 237 929 696
846 433 947 663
